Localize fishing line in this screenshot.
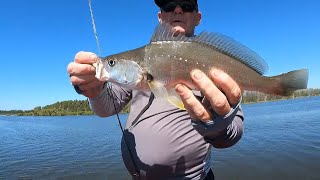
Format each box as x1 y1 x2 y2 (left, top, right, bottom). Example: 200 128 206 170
105 84 141 179
87 0 141 178
88 0 102 57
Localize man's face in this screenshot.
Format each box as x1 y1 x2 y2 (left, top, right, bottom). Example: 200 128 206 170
157 1 201 37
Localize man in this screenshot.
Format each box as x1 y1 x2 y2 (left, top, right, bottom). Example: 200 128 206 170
67 0 244 179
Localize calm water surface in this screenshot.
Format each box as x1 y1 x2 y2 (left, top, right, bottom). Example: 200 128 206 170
0 96 319 180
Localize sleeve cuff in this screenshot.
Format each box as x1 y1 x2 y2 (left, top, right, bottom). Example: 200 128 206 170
192 96 242 138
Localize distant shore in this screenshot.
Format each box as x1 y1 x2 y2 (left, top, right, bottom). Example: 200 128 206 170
1 89 319 116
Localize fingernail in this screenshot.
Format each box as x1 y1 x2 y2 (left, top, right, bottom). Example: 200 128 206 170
211 69 219 77
89 54 97 63
192 70 203 80
175 84 184 94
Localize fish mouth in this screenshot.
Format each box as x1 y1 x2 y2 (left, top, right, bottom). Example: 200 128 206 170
94 60 109 81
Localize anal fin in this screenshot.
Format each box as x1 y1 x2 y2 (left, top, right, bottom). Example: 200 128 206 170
167 88 185 110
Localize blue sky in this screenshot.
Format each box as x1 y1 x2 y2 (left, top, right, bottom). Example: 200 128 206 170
1 0 319 110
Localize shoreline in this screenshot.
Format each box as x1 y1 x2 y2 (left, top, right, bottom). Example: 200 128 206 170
1 95 319 117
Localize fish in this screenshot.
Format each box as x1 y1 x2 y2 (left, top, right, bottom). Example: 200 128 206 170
94 23 309 109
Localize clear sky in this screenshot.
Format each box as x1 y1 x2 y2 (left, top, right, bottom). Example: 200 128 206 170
1 0 319 110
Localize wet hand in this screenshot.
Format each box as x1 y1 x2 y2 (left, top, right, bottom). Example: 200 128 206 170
175 69 242 122
67 51 105 98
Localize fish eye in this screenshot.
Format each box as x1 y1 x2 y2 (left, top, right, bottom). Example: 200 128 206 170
108 60 116 67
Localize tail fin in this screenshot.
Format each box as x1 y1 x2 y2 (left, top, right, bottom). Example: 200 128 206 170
275 69 309 96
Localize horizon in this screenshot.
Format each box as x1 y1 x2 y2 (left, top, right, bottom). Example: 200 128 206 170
1 89 319 111
1 0 319 110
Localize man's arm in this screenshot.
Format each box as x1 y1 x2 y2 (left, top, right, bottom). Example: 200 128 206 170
89 83 132 117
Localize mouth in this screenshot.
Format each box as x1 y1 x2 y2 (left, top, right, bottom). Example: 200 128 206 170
172 20 183 23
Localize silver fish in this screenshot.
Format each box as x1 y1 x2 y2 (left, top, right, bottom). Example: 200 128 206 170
94 23 309 109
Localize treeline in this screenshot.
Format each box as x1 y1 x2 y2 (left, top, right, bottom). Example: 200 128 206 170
1 88 319 116
0 100 130 116
30 100 94 116
0 110 24 115
242 88 320 103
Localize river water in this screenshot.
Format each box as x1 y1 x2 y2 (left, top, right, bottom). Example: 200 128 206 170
0 96 319 180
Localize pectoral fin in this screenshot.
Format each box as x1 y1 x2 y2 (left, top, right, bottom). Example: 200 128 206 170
148 81 185 110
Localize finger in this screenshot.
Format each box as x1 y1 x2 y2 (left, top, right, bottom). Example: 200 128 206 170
175 84 213 122
81 82 105 99
74 51 98 64
191 69 230 117
209 69 242 106
79 79 104 91
67 62 96 76
70 74 98 86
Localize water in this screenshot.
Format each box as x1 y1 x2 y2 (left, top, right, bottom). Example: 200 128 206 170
0 96 319 180
213 96 320 180
0 115 129 179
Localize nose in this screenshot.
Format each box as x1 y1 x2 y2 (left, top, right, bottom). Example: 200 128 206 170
173 5 183 14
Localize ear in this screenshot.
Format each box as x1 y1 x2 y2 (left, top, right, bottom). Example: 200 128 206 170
157 12 163 23
195 12 202 26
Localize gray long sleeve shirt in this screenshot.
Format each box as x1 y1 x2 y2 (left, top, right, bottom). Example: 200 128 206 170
89 83 244 180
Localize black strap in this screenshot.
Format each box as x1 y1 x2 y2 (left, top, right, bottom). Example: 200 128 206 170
204 169 215 180
130 93 155 128
123 92 154 179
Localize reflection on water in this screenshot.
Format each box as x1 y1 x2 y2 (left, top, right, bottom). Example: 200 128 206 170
0 96 319 180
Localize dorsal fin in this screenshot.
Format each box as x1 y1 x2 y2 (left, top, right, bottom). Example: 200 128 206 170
150 22 192 42
193 31 268 74
150 23 269 75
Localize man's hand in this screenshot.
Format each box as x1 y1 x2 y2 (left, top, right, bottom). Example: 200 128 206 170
67 51 105 98
175 69 242 122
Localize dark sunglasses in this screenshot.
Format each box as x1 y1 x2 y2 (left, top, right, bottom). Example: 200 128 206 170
161 1 198 13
